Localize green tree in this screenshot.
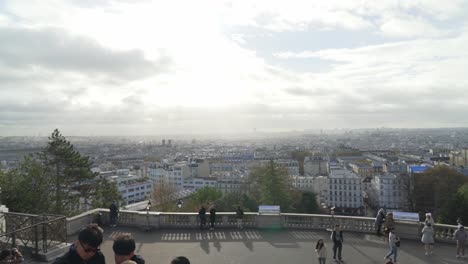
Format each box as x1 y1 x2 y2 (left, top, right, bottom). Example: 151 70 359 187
92 176 123 208
439 183 468 224
414 165 468 217
292 191 320 214
38 129 97 215
0 155 50 214
189 187 222 207
249 160 294 211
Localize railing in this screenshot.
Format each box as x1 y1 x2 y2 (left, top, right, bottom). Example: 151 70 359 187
66 209 460 244
0 212 67 257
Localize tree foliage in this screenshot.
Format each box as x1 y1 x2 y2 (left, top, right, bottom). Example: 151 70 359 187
439 183 468 225
152 179 179 211
0 129 121 216
414 165 468 218
248 160 295 211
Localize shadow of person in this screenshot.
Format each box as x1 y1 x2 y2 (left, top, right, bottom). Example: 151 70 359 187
213 240 221 252
243 240 253 251
200 233 210 254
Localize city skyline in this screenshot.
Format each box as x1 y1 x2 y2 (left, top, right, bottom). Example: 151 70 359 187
1 0 468 136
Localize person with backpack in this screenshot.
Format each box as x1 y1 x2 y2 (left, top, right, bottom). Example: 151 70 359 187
384 228 400 263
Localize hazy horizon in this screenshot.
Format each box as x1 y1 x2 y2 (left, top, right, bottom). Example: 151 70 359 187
1 0 468 136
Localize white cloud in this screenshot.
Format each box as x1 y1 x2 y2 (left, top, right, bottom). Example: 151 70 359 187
0 0 467 135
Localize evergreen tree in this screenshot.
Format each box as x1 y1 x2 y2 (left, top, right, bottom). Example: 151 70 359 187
249 160 294 211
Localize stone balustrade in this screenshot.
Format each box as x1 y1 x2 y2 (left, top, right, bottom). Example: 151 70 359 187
66 209 460 244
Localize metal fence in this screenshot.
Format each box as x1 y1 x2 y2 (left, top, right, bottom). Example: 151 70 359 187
0 212 67 259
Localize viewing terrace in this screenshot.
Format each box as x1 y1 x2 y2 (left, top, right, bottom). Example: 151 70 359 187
1 209 465 263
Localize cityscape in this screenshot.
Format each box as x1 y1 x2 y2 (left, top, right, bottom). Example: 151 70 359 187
1 0 468 263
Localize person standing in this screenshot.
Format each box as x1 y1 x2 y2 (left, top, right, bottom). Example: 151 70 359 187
375 208 386 236
109 201 119 227
209 205 217 230
384 212 395 240
236 206 244 229
384 229 399 263
113 234 145 264
53 224 106 264
198 206 206 230
454 225 467 258
421 223 435 255
315 239 328 264
330 224 344 262
424 213 435 226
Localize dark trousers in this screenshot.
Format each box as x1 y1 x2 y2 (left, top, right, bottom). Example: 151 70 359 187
200 217 206 229
110 214 117 226
333 241 342 260
210 216 216 228
376 222 382 235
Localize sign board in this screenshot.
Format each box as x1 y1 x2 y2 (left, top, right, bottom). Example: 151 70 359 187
391 211 420 222
258 205 280 214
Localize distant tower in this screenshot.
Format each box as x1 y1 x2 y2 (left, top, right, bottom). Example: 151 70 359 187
168 139 172 146
162 139 166 146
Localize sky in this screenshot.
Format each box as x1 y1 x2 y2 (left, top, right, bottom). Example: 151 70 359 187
1 0 468 136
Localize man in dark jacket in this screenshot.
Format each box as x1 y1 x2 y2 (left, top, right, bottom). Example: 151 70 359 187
330 224 344 262
199 206 206 230
209 205 217 230
109 201 119 227
53 224 105 264
375 208 386 236
113 234 145 264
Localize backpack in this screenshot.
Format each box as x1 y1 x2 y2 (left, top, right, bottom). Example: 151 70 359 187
395 236 400 247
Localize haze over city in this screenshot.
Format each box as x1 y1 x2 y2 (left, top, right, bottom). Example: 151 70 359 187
1 0 468 136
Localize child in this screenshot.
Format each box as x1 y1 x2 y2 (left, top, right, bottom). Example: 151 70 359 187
315 239 328 264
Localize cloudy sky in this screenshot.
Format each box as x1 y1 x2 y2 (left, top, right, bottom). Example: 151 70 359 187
1 0 468 136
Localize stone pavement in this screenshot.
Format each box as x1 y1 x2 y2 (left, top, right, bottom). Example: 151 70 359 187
64 227 468 264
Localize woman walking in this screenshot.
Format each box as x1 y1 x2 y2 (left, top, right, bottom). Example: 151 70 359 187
421 223 435 255
384 229 399 263
315 239 327 264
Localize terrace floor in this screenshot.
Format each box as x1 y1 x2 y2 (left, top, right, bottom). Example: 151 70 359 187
50 226 468 264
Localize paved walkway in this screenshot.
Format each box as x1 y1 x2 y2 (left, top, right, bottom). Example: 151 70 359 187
82 227 468 264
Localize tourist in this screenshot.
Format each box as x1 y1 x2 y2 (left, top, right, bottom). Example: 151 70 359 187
236 206 244 229
209 205 217 230
171 256 191 264
424 213 435 227
109 200 119 227
421 223 435 255
384 212 395 240
113 234 145 264
315 238 327 264
454 225 467 258
375 208 386 236
0 248 24 263
53 224 105 264
330 224 344 262
199 205 206 230
384 229 399 263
